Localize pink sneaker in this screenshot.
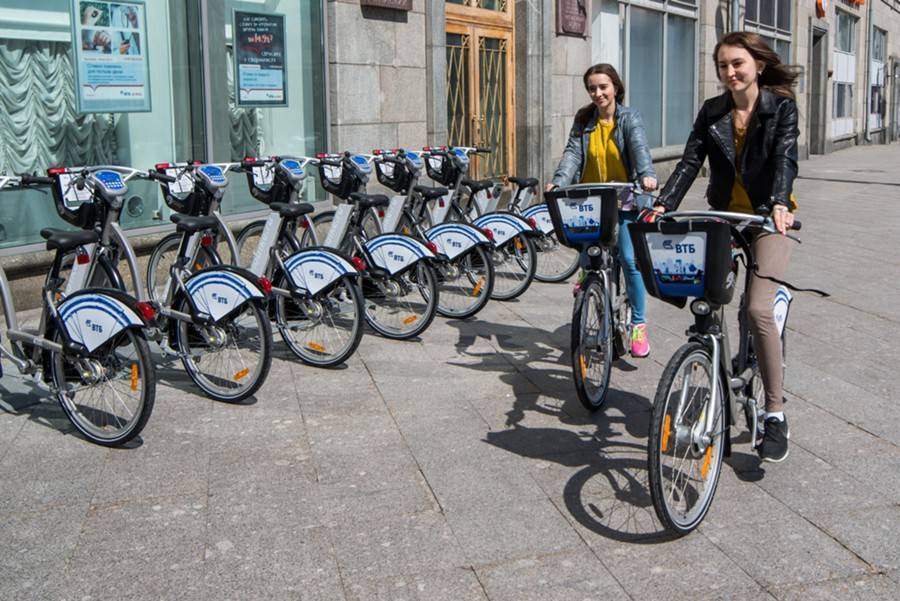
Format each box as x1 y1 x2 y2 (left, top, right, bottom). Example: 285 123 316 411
630 324 650 358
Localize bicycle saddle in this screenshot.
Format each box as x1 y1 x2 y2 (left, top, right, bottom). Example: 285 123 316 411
270 202 314 219
508 176 538 189
413 185 448 201
170 214 218 234
40 228 99 252
348 193 390 210
460 179 493 193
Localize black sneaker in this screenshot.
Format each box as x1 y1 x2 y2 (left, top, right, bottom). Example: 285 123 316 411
758 416 790 463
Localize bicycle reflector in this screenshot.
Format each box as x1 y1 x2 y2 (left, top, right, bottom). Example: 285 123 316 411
481 228 494 241
351 257 366 271
47 167 66 175
256 276 273 295
200 234 213 247
526 217 538 230
135 301 156 321
425 241 438 255
76 247 90 265
154 163 172 170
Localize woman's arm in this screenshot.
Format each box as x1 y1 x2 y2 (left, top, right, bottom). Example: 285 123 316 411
657 107 709 210
769 99 800 211
549 120 584 189
623 109 657 190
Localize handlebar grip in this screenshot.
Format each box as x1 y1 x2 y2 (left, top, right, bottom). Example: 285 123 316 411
474 147 493 154
241 159 267 168
791 220 801 231
150 171 177 183
20 175 54 186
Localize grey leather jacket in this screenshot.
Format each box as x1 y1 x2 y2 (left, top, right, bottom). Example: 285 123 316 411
551 104 656 189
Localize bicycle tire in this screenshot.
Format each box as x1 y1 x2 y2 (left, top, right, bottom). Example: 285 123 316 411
435 245 494 319
364 262 439 340
571 273 613 411
146 233 218 303
51 328 155 446
534 232 580 283
490 233 536 301
648 341 725 536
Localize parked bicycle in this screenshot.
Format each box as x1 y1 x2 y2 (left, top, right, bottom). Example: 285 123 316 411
233 155 364 367
1 173 156 445
545 182 637 411
629 210 800 535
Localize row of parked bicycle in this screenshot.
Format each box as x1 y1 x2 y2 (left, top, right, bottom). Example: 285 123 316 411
0 146 579 447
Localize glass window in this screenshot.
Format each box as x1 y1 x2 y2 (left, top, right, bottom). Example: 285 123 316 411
873 28 886 62
776 0 790 30
833 82 853 118
665 14 694 146
628 6 664 148
746 1 758 23
759 0 776 26
837 11 856 53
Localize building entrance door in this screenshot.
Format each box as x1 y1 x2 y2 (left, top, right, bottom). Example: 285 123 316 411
446 3 515 179
892 61 900 142
809 28 827 155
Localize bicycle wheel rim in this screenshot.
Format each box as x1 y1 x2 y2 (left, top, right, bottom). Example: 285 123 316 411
572 279 613 410
436 246 493 318
177 301 271 401
491 235 536 300
652 346 724 532
53 329 154 445
364 263 437 338
277 277 362 366
534 233 579 282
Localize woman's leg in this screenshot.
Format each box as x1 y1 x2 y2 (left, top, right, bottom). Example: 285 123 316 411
617 211 646 325
746 233 795 413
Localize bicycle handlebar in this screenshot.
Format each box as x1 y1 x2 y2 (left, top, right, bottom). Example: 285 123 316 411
20 175 55 186
657 210 801 233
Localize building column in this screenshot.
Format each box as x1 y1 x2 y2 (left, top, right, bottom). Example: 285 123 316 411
425 2 447 145
516 0 554 183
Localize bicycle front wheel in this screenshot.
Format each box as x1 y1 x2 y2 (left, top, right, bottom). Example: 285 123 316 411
275 275 364 367
571 274 613 411
435 245 494 319
52 328 155 446
534 232 579 283
364 263 439 339
490 234 536 301
648 341 725 536
175 299 273 402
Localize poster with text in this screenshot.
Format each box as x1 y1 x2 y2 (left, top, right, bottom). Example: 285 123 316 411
234 11 287 107
71 0 151 113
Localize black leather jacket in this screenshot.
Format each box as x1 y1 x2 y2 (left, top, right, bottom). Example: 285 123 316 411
658 89 799 213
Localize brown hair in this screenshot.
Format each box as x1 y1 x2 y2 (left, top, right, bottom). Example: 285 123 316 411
574 63 625 129
714 31 799 100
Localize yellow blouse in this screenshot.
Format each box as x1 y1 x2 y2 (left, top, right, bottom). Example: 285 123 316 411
728 126 798 214
581 119 628 184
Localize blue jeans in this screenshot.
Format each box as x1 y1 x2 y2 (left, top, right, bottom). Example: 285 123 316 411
617 211 646 325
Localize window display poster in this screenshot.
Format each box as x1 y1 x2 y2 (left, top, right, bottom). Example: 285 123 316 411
71 0 151 113
234 11 287 107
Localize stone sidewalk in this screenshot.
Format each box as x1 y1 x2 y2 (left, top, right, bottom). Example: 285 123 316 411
1 144 899 600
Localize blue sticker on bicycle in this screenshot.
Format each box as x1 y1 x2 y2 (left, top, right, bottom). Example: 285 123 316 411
645 232 707 297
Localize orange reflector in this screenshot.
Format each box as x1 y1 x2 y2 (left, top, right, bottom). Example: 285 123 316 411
701 445 713 479
130 364 139 391
401 226 411 235
661 415 672 452
579 354 587 379
233 368 250 381
471 277 484 297
515 237 525 251
403 315 418 325
194 263 203 271
307 342 326 353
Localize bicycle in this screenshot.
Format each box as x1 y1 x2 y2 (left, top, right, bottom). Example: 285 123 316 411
629 210 800 535
544 182 637 411
1 173 156 445
299 152 441 340
423 146 539 301
370 148 495 319
232 155 365 367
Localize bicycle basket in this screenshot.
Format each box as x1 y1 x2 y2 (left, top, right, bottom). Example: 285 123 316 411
629 220 736 305
244 163 291 205
156 164 204 215
317 161 355 199
425 153 458 187
49 170 98 229
544 185 619 249
375 159 412 193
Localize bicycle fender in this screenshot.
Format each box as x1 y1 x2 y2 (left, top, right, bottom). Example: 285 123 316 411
364 233 437 276
521 204 555 235
283 248 359 295
473 211 534 246
57 289 146 353
424 223 490 261
184 266 265 322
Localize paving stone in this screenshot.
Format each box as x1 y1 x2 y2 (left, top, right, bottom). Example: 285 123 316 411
773 574 900 601
343 567 487 601
806 505 900 574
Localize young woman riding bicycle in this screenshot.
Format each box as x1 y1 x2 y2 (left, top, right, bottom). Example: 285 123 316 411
547 63 658 358
654 32 800 463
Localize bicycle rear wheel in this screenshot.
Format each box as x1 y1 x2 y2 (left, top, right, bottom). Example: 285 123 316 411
146 233 218 303
490 234 536 300
571 274 613 411
648 341 725 535
435 245 494 319
534 232 579 283
364 263 438 339
51 328 155 446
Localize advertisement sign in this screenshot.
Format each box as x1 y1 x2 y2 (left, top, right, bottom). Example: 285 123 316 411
233 11 288 107
71 1 151 113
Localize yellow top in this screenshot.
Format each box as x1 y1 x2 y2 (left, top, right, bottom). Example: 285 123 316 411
581 119 628 184
728 126 798 214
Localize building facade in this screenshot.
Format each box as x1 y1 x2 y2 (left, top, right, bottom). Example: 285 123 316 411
0 0 899 259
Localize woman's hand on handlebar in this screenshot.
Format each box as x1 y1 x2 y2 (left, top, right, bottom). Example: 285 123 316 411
640 176 658 192
772 204 795 235
544 183 557 193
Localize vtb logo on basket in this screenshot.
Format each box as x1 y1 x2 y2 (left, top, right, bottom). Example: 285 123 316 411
662 240 697 254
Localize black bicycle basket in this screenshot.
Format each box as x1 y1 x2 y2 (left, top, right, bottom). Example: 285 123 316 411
375 158 412 193
544 185 620 249
156 165 204 215
49 172 98 229
317 160 356 199
425 153 459 187
630 220 736 305
245 167 291 205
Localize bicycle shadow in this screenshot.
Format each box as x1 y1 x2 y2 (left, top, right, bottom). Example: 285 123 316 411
446 317 673 543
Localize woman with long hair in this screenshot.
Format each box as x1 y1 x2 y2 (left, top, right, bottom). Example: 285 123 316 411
548 63 658 358
655 31 800 462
